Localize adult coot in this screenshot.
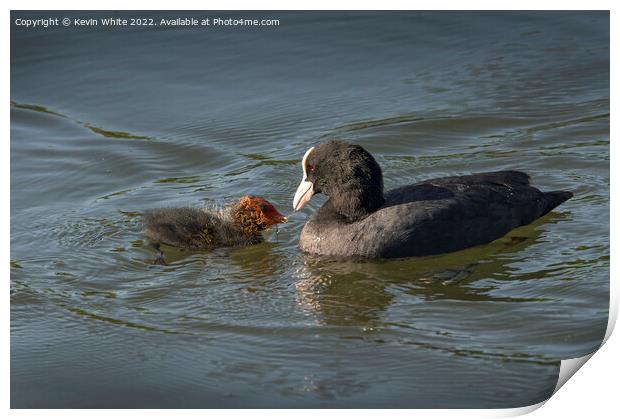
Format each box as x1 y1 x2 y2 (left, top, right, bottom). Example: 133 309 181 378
144 195 286 264
292 140 572 259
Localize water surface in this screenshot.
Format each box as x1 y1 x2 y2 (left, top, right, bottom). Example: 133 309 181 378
11 11 609 408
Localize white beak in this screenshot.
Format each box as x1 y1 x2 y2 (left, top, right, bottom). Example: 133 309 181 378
292 146 315 211
293 179 314 210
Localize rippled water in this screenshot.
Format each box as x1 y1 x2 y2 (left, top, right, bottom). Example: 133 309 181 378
11 11 609 408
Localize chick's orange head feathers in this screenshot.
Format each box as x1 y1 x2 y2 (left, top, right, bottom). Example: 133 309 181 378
240 196 287 226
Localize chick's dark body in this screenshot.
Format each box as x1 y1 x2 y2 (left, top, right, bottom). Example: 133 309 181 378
143 207 261 249
143 196 286 254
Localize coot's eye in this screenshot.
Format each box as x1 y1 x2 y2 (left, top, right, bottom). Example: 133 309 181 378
309 163 315 173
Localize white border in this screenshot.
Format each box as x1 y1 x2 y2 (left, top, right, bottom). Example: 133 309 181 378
4 2 616 418
2 0 617 10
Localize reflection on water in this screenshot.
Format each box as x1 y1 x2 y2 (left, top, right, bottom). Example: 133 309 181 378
294 215 554 327
295 266 394 326
11 11 608 408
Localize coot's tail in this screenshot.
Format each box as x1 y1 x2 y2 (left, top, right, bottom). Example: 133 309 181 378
541 190 573 215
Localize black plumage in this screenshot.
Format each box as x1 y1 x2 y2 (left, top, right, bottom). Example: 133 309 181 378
294 140 573 259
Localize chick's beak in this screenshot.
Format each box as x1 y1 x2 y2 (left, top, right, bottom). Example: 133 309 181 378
274 212 288 224
264 205 287 225
293 179 314 211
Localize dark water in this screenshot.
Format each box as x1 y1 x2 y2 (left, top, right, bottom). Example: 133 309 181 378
11 11 609 408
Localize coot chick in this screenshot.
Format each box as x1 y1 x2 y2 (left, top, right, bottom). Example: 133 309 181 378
293 140 573 259
144 195 286 264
